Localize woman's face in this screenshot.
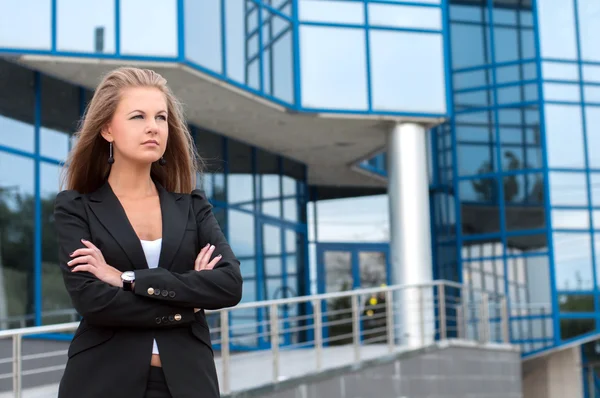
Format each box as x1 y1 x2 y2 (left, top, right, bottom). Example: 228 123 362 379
103 86 169 166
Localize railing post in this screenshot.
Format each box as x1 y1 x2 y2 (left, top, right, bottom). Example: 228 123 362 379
418 287 425 346
351 294 360 362
13 334 22 398
479 292 489 343
220 310 230 394
439 284 446 340
270 304 280 382
313 299 323 370
500 296 509 344
386 289 395 352
456 305 464 339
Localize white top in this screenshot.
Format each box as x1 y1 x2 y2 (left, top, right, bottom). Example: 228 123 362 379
140 238 163 355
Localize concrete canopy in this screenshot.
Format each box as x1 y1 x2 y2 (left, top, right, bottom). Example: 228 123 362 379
9 55 444 189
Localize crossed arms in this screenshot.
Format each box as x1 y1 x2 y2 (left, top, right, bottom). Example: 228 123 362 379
54 190 243 329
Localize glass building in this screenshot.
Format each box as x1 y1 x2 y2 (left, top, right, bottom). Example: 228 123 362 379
1 0 600 392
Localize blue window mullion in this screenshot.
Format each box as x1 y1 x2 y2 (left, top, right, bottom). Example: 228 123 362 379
34 72 42 327
364 2 373 112
221 0 227 76
115 0 120 55
51 0 57 52
177 0 185 61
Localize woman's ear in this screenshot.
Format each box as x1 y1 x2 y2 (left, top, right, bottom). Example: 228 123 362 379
100 126 112 143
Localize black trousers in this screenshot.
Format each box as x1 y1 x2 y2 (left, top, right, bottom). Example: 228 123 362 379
144 366 173 398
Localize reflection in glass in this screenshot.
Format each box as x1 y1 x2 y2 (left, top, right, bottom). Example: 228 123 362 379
227 140 254 207
227 210 255 257
504 173 546 231
184 0 222 72
324 251 352 293
552 210 590 230
0 60 35 153
542 62 579 81
300 26 367 110
577 0 600 62
41 74 79 161
545 104 584 168
553 233 593 291
224 0 245 83
585 107 600 168
460 178 500 235
272 31 294 104
543 83 580 102
119 0 177 56
0 152 34 329
263 224 281 256
560 318 596 341
359 252 387 288
41 163 74 325
368 4 441 30
56 0 115 53
0 0 51 50
369 30 445 113
549 172 588 207
537 0 578 59
559 294 594 313
323 250 353 345
298 0 364 24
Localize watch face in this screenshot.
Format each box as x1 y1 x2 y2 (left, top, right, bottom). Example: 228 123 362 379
121 271 135 282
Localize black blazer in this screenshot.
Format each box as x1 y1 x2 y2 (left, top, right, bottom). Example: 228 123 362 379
53 180 243 398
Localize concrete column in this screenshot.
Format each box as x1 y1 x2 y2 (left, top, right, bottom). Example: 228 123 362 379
387 122 434 347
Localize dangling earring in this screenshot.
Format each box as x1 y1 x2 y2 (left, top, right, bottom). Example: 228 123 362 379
108 142 114 164
159 156 166 166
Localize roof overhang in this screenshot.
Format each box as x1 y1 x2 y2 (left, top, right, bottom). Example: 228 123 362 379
6 54 446 188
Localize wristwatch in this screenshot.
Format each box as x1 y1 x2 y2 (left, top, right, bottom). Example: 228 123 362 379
121 271 135 291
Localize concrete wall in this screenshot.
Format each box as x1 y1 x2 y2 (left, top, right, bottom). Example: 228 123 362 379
522 346 583 398
224 342 523 398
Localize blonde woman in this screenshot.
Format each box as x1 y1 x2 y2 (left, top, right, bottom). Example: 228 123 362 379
54 67 242 398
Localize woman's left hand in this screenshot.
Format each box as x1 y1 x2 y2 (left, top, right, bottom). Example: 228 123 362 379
67 239 123 287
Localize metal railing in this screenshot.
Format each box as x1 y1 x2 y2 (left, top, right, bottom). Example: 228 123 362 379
0 280 511 397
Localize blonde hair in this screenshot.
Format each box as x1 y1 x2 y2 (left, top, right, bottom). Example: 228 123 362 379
61 67 202 194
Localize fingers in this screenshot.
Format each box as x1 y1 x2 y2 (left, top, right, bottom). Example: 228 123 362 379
197 244 216 270
195 244 211 271
70 248 96 259
206 255 222 270
67 255 94 267
195 243 221 271
71 264 96 274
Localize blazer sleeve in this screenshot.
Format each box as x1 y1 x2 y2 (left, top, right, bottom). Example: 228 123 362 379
133 190 243 310
54 190 195 329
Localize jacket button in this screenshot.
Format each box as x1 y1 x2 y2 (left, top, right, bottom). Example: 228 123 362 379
169 291 176 298
161 290 168 297
174 314 182 321
154 289 161 296
155 317 161 324
162 316 168 323
147 287 155 296
168 315 174 322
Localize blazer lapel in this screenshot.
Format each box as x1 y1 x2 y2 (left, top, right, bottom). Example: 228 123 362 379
88 182 149 270
155 182 189 270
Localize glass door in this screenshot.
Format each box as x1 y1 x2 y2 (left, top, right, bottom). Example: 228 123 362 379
316 243 390 345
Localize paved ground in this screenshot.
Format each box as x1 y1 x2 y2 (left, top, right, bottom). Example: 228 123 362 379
0 339 396 397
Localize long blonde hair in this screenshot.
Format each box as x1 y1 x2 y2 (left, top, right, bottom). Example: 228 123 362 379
61 67 201 194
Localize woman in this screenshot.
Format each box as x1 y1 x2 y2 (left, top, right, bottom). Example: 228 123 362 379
54 67 242 398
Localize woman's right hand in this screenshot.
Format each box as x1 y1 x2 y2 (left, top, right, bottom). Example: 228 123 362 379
193 243 221 313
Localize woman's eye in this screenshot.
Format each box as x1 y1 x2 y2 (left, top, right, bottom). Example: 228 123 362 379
157 115 167 121
131 115 143 119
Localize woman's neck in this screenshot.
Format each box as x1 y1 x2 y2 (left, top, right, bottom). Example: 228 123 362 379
107 161 156 199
